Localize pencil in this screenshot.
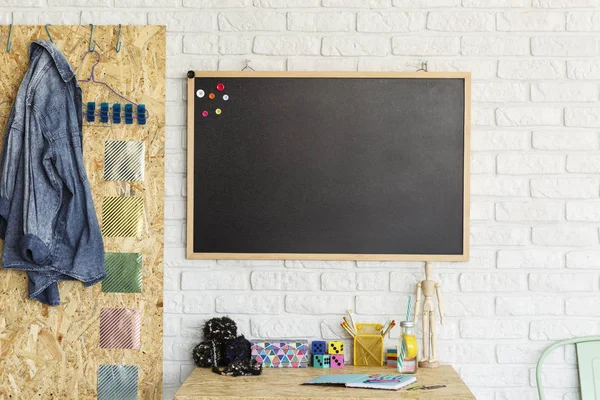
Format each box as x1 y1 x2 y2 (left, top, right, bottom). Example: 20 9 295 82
340 323 355 337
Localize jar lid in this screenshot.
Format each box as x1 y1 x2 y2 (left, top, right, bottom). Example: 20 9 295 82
400 321 415 328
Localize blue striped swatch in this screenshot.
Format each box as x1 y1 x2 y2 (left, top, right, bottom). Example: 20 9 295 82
98 364 138 400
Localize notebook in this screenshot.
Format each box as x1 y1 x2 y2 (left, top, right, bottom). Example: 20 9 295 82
304 373 417 391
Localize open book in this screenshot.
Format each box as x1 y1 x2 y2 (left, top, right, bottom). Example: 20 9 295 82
303 373 417 391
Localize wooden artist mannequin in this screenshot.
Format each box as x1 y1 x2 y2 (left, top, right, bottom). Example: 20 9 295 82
414 262 444 368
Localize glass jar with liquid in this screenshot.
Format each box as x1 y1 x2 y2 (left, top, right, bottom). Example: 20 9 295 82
397 321 418 374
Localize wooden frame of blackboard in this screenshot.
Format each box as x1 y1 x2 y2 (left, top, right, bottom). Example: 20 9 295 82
186 71 471 261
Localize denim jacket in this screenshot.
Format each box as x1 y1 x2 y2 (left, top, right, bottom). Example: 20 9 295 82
0 41 105 305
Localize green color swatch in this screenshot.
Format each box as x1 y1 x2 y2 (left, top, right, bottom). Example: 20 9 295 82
102 253 142 293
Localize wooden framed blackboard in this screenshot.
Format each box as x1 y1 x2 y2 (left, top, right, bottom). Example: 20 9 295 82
186 72 470 261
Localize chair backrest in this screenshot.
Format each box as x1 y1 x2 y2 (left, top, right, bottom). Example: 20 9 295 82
536 336 600 400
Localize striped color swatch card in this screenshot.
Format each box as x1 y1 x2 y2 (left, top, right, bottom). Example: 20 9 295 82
104 140 145 182
102 253 143 294
102 197 145 237
99 308 141 349
98 364 138 400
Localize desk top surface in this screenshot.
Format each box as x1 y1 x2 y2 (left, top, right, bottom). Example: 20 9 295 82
174 365 475 400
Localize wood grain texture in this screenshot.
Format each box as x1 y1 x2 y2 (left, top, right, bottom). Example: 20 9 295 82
174 365 476 400
186 72 471 261
0 25 165 399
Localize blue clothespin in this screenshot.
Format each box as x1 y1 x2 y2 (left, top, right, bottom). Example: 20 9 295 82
125 104 133 125
137 104 146 125
113 104 121 124
86 102 95 122
100 102 109 123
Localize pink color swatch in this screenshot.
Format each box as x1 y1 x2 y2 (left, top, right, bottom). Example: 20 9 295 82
99 308 141 349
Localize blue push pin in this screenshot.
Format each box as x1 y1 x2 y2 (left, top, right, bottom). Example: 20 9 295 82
100 102 109 123
113 104 121 124
125 104 133 125
137 104 146 125
86 102 95 122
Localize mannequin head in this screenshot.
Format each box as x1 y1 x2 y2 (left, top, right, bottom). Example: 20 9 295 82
424 262 433 280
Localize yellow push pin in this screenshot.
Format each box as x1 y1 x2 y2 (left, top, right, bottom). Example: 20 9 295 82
215 108 222 115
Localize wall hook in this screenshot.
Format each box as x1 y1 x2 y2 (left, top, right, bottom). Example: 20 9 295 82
6 24 13 53
88 24 96 52
241 59 255 71
46 24 54 43
115 24 122 53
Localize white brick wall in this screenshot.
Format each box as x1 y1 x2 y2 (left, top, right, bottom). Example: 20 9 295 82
4 2 600 399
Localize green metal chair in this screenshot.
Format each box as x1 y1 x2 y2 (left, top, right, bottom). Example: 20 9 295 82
536 336 600 400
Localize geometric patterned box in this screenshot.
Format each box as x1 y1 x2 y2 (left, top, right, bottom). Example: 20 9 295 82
251 340 309 368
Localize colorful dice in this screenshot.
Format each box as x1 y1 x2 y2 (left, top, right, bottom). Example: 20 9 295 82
328 341 344 355
313 355 330 368
330 354 344 368
311 341 327 355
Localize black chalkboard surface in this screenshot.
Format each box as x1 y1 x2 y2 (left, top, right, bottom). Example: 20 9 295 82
186 72 470 261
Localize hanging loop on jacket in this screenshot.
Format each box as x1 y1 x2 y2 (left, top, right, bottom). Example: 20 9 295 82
88 24 96 52
115 24 122 53
46 24 54 43
6 25 13 53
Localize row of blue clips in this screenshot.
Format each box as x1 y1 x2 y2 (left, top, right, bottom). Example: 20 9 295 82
86 102 147 125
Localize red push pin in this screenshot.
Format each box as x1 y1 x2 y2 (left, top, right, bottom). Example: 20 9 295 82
202 110 209 117
216 83 225 92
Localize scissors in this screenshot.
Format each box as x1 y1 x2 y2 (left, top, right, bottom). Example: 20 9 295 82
406 384 447 391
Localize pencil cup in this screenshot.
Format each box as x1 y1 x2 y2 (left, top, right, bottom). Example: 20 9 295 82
353 334 384 366
355 323 382 335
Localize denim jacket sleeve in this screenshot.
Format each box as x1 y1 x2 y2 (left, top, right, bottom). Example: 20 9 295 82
0 110 24 239
20 106 60 264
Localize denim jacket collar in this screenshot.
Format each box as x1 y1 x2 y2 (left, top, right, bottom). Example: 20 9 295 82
30 40 75 83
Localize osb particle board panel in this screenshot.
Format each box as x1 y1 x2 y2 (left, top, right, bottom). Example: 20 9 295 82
0 26 165 399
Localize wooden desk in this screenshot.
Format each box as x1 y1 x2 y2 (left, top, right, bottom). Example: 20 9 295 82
174 365 475 400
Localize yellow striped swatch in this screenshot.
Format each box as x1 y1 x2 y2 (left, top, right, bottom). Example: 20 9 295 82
102 197 145 238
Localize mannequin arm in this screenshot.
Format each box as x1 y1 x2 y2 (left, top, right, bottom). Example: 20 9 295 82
414 282 422 319
435 282 443 325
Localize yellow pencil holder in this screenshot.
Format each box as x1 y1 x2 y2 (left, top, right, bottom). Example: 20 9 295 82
355 323 382 334
353 334 384 366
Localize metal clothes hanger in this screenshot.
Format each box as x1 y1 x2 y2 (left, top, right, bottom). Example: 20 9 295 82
79 24 149 124
78 50 149 122
78 51 144 107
